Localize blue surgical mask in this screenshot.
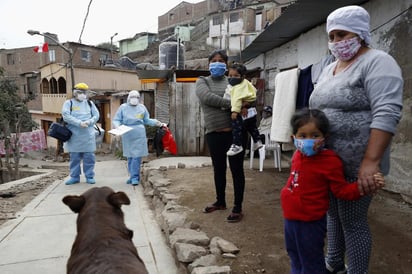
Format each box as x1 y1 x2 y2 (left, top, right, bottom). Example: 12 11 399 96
228 77 243 86
293 138 324 157
209 62 226 77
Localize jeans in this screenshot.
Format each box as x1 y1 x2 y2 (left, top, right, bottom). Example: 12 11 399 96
206 130 246 213
69 152 95 179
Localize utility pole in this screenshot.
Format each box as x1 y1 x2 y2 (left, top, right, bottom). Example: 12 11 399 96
110 32 118 61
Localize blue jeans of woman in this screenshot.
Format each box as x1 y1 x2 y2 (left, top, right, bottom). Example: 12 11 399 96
206 130 246 213
69 152 95 180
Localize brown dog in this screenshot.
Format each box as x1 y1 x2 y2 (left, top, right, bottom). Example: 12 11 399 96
62 186 148 274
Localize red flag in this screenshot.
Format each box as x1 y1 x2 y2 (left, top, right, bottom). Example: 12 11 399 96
33 42 49 53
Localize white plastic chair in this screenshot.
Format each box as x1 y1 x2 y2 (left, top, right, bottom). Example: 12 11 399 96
249 129 282 172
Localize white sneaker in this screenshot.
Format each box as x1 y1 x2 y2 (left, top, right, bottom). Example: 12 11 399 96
227 144 243 156
253 140 263 151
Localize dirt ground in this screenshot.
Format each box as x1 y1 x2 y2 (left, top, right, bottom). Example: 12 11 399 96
1 152 412 273
0 151 111 226
164 161 412 274
0 166 68 226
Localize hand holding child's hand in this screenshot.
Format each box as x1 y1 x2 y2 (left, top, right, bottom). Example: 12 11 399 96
241 107 248 118
358 172 385 195
373 172 385 189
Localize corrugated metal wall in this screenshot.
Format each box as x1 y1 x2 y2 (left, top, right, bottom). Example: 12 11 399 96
155 82 170 125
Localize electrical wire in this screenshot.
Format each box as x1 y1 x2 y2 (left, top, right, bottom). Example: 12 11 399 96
41 65 66 79
78 0 94 43
371 6 411 33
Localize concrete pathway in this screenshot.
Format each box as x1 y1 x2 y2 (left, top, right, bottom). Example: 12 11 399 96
0 159 178 274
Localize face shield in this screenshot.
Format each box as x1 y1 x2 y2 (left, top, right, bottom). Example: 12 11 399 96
73 89 88 101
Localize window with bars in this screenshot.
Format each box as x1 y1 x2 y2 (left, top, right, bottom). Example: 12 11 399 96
229 12 239 23
7 53 14 65
213 15 223 25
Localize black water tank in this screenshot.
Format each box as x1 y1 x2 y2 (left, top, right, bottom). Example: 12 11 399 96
159 41 185 70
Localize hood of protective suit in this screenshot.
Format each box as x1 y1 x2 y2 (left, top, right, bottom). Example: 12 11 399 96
127 90 140 105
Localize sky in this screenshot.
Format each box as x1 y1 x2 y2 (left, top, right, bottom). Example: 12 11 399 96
0 0 204 49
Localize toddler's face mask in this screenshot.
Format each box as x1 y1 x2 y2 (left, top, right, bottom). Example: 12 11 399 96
228 77 243 86
293 138 325 157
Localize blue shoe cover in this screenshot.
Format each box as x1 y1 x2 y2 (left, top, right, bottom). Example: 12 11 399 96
86 178 96 184
65 178 80 185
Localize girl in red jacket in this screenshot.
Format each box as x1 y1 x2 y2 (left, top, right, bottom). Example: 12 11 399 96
280 108 384 274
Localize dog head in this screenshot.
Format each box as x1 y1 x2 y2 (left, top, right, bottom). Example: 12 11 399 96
63 187 148 273
62 186 133 238
62 186 130 213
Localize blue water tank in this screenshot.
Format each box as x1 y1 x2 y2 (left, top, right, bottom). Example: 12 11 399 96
159 41 185 70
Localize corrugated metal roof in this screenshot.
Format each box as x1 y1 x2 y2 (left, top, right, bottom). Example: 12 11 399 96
239 0 369 62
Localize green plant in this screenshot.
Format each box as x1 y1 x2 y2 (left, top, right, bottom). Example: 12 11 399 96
0 67 38 183
145 125 158 139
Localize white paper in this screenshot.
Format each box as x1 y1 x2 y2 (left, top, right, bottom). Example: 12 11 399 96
108 125 133 136
242 107 257 120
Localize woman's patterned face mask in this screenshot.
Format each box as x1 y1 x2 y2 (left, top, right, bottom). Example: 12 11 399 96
328 36 361 61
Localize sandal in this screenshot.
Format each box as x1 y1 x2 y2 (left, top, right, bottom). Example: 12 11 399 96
202 203 227 213
227 212 243 223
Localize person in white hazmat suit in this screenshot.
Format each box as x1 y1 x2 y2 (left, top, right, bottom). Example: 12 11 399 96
62 83 100 185
112 90 163 185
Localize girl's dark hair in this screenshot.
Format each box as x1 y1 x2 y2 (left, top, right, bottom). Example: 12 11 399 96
228 62 247 77
291 108 330 135
208 49 228 63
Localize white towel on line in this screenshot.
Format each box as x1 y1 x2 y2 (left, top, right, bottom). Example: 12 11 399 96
270 68 300 143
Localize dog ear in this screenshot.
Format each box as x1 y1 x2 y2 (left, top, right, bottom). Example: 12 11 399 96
62 195 86 213
107 191 131 208
127 228 134 239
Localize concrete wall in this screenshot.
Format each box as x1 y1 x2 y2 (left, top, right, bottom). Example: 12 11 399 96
245 0 412 201
39 64 141 94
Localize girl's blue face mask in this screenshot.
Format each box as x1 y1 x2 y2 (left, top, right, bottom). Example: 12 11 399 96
209 62 226 77
293 138 325 157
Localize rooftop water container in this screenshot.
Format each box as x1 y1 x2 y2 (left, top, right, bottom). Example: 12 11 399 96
159 41 185 70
